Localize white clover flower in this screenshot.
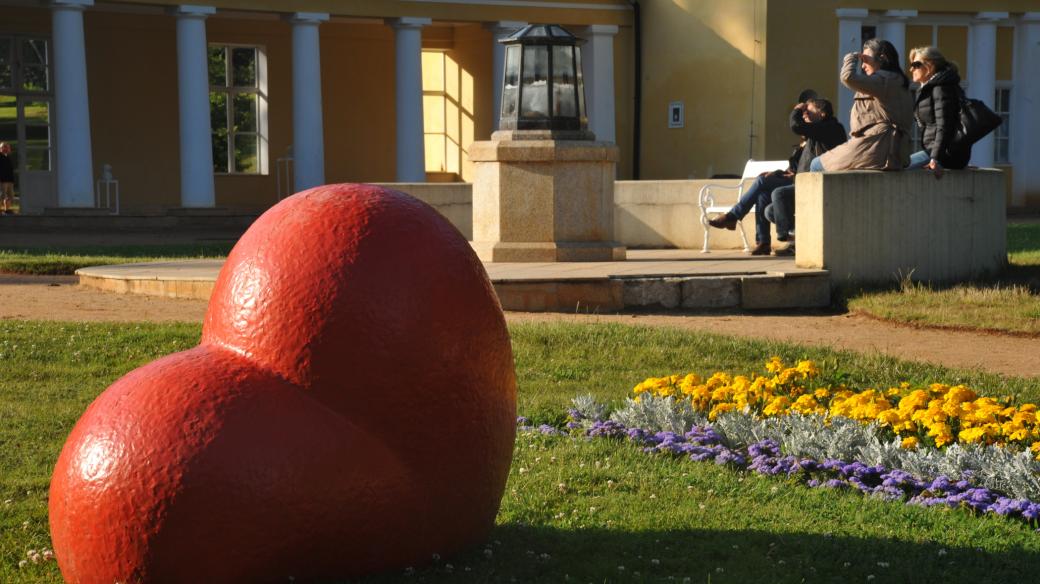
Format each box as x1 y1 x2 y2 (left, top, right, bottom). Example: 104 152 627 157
651 559 661 566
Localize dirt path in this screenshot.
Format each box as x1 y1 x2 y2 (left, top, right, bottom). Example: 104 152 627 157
2 275 1037 379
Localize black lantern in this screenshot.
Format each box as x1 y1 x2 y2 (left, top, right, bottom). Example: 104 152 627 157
498 24 588 134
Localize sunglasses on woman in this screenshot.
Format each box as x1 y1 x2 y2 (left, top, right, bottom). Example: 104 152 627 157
909 61 924 70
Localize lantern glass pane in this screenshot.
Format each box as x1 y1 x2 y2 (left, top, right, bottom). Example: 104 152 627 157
501 45 520 120
521 45 549 121
575 46 586 122
552 45 576 118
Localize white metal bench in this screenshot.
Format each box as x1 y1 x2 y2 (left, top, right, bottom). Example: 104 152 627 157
698 159 789 253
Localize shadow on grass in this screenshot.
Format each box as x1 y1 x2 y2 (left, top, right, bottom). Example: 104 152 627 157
359 524 1039 583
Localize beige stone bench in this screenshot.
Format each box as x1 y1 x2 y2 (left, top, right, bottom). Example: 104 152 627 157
795 169 1007 284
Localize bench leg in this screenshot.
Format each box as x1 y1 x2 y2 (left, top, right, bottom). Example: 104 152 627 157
699 209 711 253
736 219 751 253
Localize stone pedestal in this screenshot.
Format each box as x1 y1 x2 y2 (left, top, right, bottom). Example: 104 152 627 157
470 130 626 262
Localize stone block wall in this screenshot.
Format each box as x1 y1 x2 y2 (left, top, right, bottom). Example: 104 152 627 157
795 170 1007 284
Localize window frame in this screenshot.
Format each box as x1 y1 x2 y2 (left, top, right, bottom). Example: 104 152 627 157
993 83 1011 165
208 43 269 176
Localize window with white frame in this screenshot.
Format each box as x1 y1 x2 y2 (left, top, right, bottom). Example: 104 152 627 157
993 86 1011 164
208 44 268 174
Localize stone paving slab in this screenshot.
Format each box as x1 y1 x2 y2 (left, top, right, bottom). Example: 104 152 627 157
76 249 830 311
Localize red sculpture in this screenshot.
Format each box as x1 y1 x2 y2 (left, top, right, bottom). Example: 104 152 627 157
49 184 517 582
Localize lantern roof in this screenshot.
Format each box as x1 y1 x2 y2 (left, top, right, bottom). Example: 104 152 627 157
498 24 585 46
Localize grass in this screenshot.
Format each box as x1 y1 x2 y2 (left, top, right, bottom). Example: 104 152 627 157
0 244 233 275
847 221 1040 335
3 320 1040 582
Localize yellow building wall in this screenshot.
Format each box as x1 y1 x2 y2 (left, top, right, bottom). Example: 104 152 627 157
996 26 1014 81
639 0 767 179
86 11 182 211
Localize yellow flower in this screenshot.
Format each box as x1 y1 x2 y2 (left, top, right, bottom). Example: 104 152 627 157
901 436 919 450
795 360 820 378
763 396 791 417
957 427 987 444
765 356 784 373
708 402 737 421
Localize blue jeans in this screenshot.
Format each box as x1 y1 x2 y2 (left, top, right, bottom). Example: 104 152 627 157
809 156 825 172
907 150 930 169
769 184 796 241
729 173 792 246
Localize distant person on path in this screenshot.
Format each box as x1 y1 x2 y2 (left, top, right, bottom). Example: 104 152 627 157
766 97 847 256
810 38 913 171
905 46 969 178
0 143 14 215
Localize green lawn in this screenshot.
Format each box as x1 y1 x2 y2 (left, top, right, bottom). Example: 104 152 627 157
0 244 233 275
3 321 1040 582
847 221 1040 335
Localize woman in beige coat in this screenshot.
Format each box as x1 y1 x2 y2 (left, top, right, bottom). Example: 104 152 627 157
811 38 914 171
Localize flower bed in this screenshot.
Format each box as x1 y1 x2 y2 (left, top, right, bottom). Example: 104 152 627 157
525 359 1040 531
632 357 1039 453
546 403 1040 530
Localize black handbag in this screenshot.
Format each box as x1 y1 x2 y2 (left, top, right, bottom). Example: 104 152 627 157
956 88 1002 146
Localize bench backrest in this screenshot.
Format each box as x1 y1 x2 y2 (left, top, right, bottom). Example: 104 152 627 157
741 159 789 181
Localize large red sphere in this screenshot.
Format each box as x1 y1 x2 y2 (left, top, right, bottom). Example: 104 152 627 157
49 184 517 582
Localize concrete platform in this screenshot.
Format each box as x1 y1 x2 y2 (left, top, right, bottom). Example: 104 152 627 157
76 249 831 312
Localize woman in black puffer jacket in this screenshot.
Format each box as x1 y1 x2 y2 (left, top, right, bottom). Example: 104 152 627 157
907 46 970 177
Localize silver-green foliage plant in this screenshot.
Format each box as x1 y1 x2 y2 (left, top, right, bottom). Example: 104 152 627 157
607 394 706 434
570 393 610 425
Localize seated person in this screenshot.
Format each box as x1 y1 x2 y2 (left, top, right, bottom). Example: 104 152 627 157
766 97 847 256
905 46 970 177
810 38 913 172
709 96 845 256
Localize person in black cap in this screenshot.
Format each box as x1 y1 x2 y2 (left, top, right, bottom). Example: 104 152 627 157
765 96 847 255
708 90 844 256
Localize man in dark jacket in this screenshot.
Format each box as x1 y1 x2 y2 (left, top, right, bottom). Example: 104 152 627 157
765 98 847 255
708 96 846 255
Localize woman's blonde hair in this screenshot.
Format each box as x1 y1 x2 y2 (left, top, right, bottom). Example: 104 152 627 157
910 46 959 75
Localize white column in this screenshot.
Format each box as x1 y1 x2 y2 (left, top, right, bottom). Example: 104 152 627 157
51 0 95 208
290 12 328 192
835 8 868 131
878 10 917 67
485 21 526 132
1011 13 1040 206
582 25 618 144
387 17 430 183
174 5 216 207
968 12 1007 168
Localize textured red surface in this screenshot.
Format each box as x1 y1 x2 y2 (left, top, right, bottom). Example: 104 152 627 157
49 184 517 583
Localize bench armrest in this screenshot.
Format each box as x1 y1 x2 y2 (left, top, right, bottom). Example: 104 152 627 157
698 183 743 210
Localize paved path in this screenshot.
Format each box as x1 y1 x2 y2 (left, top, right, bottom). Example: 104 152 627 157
1 274 1037 380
